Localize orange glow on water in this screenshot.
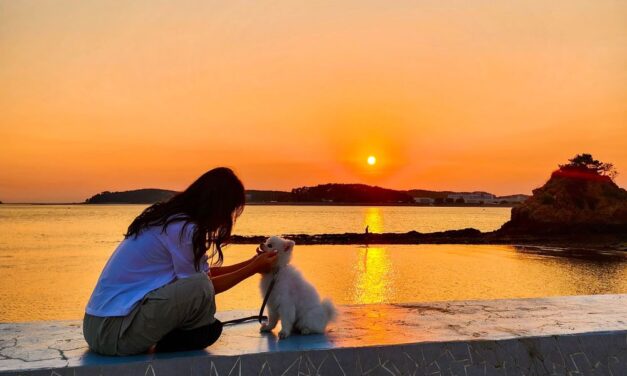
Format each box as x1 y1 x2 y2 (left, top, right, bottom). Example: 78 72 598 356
1 204 626 321
354 247 393 304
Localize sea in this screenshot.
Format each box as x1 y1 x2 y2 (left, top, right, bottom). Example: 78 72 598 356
0 204 625 322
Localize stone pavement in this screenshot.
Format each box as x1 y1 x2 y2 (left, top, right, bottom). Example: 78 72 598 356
1 294 626 375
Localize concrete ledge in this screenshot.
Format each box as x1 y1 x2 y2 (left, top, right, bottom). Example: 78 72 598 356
1 295 626 375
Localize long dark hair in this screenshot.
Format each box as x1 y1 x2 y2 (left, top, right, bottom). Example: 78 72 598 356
125 167 245 271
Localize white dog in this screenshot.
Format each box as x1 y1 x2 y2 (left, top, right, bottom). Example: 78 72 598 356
258 236 337 339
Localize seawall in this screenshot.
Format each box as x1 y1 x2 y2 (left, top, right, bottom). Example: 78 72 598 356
1 295 625 375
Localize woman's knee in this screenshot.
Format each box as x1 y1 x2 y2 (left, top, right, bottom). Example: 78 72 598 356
175 274 217 328
178 273 213 297
178 275 214 307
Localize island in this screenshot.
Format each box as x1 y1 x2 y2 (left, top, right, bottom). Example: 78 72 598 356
500 153 627 235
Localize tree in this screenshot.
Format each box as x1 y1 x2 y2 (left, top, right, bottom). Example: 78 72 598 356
559 153 617 179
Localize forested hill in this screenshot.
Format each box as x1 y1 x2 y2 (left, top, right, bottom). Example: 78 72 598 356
291 184 413 203
85 189 177 204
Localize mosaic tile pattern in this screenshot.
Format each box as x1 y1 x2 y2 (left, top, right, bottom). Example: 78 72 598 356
1 295 626 375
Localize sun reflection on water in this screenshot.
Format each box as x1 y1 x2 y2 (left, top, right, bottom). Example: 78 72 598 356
354 247 393 304
363 207 384 233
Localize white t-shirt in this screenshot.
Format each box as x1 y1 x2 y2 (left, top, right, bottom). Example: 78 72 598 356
86 219 210 317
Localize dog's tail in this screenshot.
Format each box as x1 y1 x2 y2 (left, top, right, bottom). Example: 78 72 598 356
321 298 338 323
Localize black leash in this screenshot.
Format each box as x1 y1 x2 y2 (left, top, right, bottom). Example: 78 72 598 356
222 275 277 326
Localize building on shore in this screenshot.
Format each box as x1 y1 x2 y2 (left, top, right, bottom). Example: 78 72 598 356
495 194 529 203
413 197 435 205
447 192 495 204
446 192 529 205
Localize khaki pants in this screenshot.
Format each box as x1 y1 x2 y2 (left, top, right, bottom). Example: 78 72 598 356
83 273 217 356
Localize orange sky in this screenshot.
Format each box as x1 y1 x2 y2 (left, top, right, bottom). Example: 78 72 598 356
1 0 626 202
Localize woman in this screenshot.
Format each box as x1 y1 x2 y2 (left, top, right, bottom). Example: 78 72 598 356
83 167 277 355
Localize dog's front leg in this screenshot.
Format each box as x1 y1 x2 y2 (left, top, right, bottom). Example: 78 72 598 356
260 306 279 333
278 305 296 339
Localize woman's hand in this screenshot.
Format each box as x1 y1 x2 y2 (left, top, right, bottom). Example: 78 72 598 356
251 250 278 274
211 250 278 294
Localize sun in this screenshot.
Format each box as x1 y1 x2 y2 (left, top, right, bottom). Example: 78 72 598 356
367 155 376 166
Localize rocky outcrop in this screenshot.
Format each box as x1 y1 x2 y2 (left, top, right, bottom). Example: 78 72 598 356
499 167 627 235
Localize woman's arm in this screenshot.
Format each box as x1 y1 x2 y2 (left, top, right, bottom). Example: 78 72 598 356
210 257 255 277
210 251 277 294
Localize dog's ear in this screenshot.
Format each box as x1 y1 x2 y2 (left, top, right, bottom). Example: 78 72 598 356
286 240 295 250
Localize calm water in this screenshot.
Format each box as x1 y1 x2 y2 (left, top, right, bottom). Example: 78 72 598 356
0 204 625 322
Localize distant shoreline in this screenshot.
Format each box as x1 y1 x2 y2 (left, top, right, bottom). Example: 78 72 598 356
80 185 530 206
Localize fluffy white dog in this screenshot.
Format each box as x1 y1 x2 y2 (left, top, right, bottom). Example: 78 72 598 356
258 236 337 339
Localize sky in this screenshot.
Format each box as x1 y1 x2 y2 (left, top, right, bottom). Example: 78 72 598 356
1 0 626 202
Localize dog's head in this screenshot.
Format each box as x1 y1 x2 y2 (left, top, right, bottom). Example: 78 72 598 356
259 235 295 268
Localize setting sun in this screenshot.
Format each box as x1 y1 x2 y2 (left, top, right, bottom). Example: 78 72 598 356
367 156 377 166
